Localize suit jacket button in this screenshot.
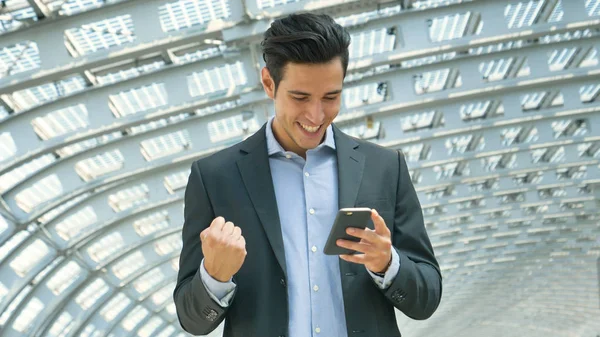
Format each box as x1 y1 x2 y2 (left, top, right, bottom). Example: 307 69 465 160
280 278 286 287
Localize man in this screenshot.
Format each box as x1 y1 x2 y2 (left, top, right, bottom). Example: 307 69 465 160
174 13 442 337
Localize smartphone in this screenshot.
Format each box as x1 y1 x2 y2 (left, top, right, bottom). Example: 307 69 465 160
323 207 373 255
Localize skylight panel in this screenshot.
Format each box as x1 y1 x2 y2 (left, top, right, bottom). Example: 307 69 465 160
580 84 600 103
445 135 484 155
9 239 50 276
0 282 8 304
580 48 598 68
133 267 165 295
112 251 146 280
31 104 89 140
340 121 382 141
0 230 29 263
64 15 136 57
15 174 63 213
195 99 238 116
460 100 504 122
74 149 125 181
428 12 472 42
413 0 463 9
401 110 444 132
0 284 31 326
257 0 300 9
46 261 83 295
87 232 125 263
108 183 150 212
11 75 87 111
158 0 231 33
479 57 517 81
48 311 74 337
552 119 588 138
171 46 221 65
138 317 163 337
0 215 7 236
151 283 174 306
586 0 600 16
164 170 190 194
99 292 131 322
156 326 176 337
520 91 547 110
401 144 431 163
133 210 170 237
44 0 124 16
171 257 179 271
166 302 176 316
0 41 40 78
0 132 18 161
12 297 44 333
504 1 544 29
531 146 565 163
154 233 182 256
57 132 122 157
80 324 102 337
109 83 169 118
344 82 387 109
501 126 539 146
548 0 564 22
187 61 247 98
96 60 166 85
121 306 149 331
0 2 37 34
207 113 260 143
140 130 191 161
414 68 461 95
349 28 395 59
433 161 470 180
54 206 97 241
37 192 90 225
482 153 517 172
335 5 401 27
547 47 577 71
75 278 109 309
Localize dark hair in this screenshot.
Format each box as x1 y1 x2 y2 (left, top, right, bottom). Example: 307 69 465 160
261 13 351 94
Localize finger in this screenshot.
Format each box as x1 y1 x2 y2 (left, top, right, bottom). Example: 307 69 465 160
345 227 380 243
371 209 390 236
211 216 226 231
223 221 235 235
336 239 374 254
200 228 209 242
339 253 366 265
232 226 242 238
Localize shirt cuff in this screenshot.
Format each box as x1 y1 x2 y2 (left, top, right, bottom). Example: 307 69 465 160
367 249 400 290
199 259 237 307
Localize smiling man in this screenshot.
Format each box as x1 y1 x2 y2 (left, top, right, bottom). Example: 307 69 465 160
174 13 442 337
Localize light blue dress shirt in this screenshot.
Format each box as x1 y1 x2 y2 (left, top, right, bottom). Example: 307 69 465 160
200 117 400 337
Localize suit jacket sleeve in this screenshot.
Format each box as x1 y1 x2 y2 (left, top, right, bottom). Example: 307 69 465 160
173 161 233 335
380 150 443 320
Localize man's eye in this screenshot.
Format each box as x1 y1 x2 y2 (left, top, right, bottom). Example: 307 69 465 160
293 96 308 101
324 96 337 101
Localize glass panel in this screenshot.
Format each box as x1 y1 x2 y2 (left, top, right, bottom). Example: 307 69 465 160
187 62 247 97
75 278 109 309
137 316 163 337
64 14 136 57
99 292 131 322
206 113 260 143
112 251 146 280
133 211 170 237
428 12 472 43
12 297 44 333
0 132 18 161
46 261 83 295
121 305 149 331
48 311 74 337
164 170 190 194
140 130 192 161
54 206 97 241
257 0 300 9
349 28 395 59
158 0 231 33
109 83 169 118
133 267 165 295
0 41 40 79
87 232 125 263
154 233 182 256
74 149 125 182
31 104 89 140
9 239 50 276
108 184 150 212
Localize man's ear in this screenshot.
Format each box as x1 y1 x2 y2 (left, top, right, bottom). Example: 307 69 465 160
261 67 275 99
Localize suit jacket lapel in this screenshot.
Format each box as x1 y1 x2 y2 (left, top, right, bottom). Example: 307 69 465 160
237 124 287 278
333 124 365 209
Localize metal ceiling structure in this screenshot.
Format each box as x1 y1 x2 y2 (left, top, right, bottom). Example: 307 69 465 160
0 0 599 336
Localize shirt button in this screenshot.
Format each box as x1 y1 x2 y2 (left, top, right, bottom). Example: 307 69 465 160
285 154 292 159
309 208 315 215
313 285 319 292
315 327 321 333
311 246 317 253
304 172 310 177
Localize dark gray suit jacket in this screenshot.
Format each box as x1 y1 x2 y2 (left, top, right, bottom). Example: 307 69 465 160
174 123 442 337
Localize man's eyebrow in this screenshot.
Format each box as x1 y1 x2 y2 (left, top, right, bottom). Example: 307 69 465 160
287 90 342 96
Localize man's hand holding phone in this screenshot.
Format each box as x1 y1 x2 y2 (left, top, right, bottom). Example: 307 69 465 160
337 209 393 274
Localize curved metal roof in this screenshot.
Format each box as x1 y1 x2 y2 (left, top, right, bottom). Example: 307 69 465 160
0 0 599 336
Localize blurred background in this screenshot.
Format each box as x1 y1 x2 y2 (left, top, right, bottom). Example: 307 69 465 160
0 0 599 336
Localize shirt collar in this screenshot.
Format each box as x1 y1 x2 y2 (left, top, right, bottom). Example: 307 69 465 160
265 115 336 156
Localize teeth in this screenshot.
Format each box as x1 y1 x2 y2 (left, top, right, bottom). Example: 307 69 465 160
300 123 319 133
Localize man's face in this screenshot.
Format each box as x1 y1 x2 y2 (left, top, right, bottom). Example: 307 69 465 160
262 58 344 155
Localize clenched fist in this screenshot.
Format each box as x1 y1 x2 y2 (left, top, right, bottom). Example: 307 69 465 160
200 216 247 282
